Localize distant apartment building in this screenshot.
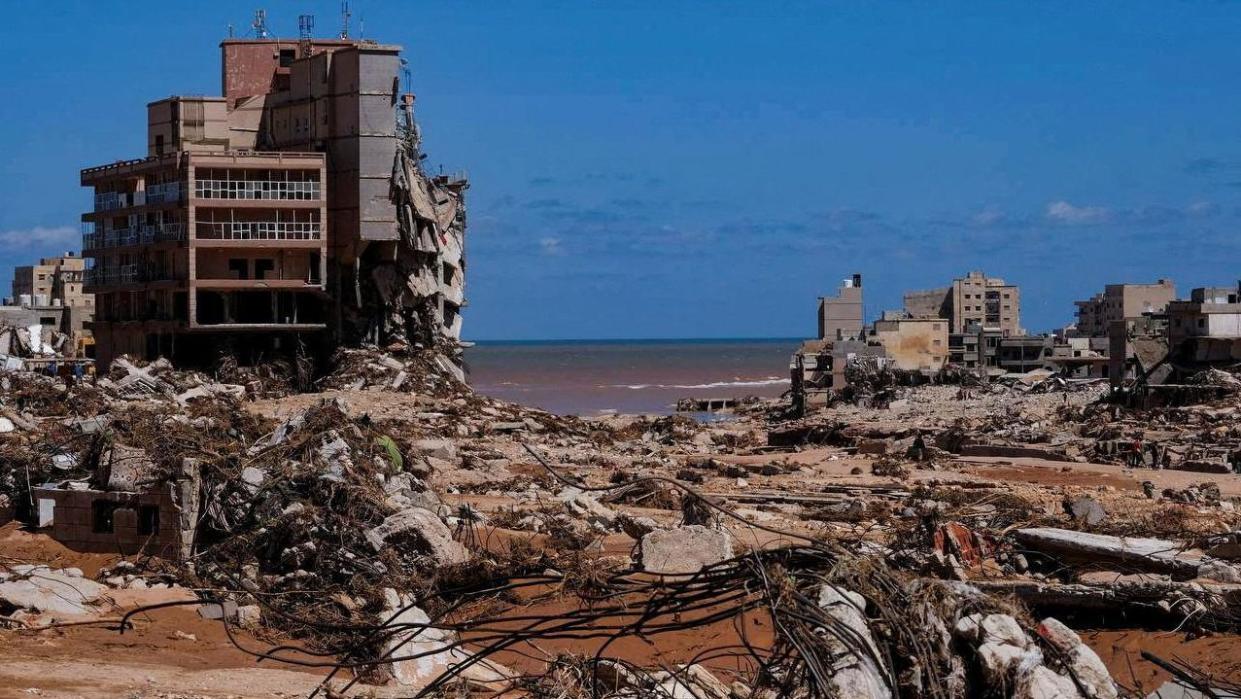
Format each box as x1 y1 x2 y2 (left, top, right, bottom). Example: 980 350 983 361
1167 285 1241 348
818 274 864 341
11 253 92 310
904 271 1021 337
83 33 467 369
1073 280 1175 338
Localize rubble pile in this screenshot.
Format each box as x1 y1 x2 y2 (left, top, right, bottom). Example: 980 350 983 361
5 353 1241 696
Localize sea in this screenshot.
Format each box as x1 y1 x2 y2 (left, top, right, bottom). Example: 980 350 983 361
464 338 799 416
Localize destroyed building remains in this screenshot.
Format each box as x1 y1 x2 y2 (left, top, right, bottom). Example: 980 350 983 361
82 35 467 370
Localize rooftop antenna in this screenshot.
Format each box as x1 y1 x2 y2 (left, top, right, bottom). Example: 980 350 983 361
252 9 269 38
227 23 234 38
339 2 351 39
298 14 315 57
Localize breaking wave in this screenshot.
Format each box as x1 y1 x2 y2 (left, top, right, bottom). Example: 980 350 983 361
610 377 790 390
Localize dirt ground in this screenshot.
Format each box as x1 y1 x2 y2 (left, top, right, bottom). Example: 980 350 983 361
1084 629 1241 694
0 523 398 699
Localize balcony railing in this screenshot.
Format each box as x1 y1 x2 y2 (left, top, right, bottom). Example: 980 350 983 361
94 191 141 211
85 224 186 250
196 221 322 241
84 264 175 286
146 181 184 204
92 183 184 212
194 179 321 201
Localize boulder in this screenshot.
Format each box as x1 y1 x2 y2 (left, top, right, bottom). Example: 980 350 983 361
1035 618 1117 699
1064 496 1107 526
640 526 733 575
558 487 618 529
1015 666 1083 699
0 566 106 616
413 438 457 461
817 584 892 698
366 508 469 565
380 588 511 687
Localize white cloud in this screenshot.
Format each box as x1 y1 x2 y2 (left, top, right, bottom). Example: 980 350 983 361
539 237 564 256
1187 200 1218 217
970 206 1005 227
1045 200 1111 225
0 225 79 248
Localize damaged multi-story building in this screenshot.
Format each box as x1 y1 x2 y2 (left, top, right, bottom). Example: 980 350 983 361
791 275 949 412
904 270 1022 337
1073 279 1175 338
2 252 95 361
83 30 467 369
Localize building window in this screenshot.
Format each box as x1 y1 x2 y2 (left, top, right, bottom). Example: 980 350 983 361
138 506 160 535
279 48 296 67
254 259 275 280
39 317 56 325
92 501 117 533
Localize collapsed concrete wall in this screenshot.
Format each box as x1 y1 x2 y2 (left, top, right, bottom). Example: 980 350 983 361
359 123 467 355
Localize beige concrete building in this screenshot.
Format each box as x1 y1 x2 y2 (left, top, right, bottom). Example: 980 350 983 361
869 315 948 372
904 271 1021 337
817 274 864 341
1074 280 1175 338
11 253 92 310
1167 286 1241 347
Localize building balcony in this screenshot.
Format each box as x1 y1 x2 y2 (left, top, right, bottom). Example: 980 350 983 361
195 221 321 241
146 182 185 204
84 224 186 250
84 265 178 287
193 179 321 201
91 184 184 213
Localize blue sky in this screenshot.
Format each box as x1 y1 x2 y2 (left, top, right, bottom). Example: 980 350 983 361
3 2 1241 340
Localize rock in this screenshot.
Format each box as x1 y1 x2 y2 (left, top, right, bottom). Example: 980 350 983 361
380 588 511 687
236 604 262 626
414 438 457 461
816 584 892 699
654 664 732 699
0 566 106 615
640 526 733 575
977 642 1033 684
558 487 618 529
1064 496 1107 526
979 614 1030 648
615 513 661 540
0 417 14 433
198 600 239 620
365 508 469 565
1198 559 1241 583
1013 528 1199 578
856 439 889 455
1034 618 1118 699
1015 666 1083 699
240 467 265 493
